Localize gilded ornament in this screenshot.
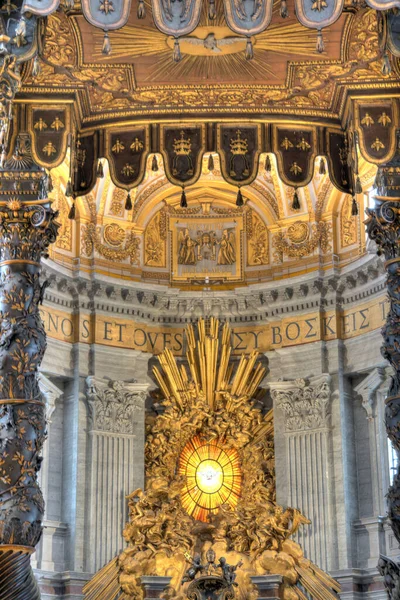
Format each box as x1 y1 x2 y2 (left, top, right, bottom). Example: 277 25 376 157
34 117 48 131
371 137 385 151
121 163 135 176
173 131 192 156
281 137 294 150
81 222 140 265
273 221 331 261
290 162 303 175
99 0 114 13
311 0 327 10
112 139 125 154
340 195 357 248
230 130 248 156
247 210 269 266
42 141 57 156
287 221 309 243
103 223 126 246
378 111 392 126
51 117 64 131
361 112 374 127
296 137 311 151
144 212 166 268
130 137 144 152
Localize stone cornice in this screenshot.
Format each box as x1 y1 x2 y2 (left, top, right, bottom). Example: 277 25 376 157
41 254 386 326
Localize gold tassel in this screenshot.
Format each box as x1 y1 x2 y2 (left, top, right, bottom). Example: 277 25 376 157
382 52 391 76
208 154 214 172
180 188 187 208
68 201 76 220
137 0 145 18
236 188 244 206
265 155 271 172
292 188 300 210
351 196 358 216
355 175 362 194
208 0 216 20
173 38 182 62
96 160 104 178
319 158 326 175
316 29 324 53
65 179 73 197
125 191 133 210
151 155 159 171
102 31 112 56
245 38 254 60
280 0 289 17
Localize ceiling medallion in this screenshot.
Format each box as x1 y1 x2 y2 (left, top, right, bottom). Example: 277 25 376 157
287 221 310 243
103 222 126 246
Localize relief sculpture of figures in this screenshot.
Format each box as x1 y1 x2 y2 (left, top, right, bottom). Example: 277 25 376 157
217 229 236 265
178 227 197 265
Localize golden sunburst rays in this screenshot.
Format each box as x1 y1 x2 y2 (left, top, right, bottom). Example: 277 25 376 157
179 435 242 522
92 19 322 82
152 318 266 413
92 24 166 61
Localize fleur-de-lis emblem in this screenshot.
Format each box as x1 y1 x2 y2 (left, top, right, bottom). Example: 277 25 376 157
112 139 125 154
99 0 114 13
281 137 294 150
1 0 17 15
378 111 392 127
130 137 144 153
296 137 311 151
51 117 65 131
290 162 303 175
312 0 327 10
371 138 385 151
42 141 57 156
34 117 47 131
121 163 135 176
361 112 374 127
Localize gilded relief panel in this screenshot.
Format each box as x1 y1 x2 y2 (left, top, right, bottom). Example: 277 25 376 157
246 208 269 266
340 195 358 248
144 211 167 268
170 209 243 283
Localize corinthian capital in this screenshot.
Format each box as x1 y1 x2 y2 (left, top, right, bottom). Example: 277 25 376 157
86 377 149 434
269 374 331 432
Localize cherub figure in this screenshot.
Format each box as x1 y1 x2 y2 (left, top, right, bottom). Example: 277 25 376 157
218 556 243 586
181 554 204 584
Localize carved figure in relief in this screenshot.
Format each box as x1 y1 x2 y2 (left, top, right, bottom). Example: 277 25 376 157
217 229 236 265
181 554 204 583
218 557 243 586
178 228 197 265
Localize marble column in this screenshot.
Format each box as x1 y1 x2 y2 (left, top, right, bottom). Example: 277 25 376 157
85 377 149 573
365 144 400 598
269 374 333 571
0 135 59 599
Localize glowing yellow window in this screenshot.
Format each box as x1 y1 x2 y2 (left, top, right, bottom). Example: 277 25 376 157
179 436 242 522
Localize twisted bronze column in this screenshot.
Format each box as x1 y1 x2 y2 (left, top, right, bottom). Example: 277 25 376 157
366 140 400 598
0 135 59 599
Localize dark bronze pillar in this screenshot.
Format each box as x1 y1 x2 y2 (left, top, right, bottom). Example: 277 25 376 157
0 134 59 599
366 139 400 598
